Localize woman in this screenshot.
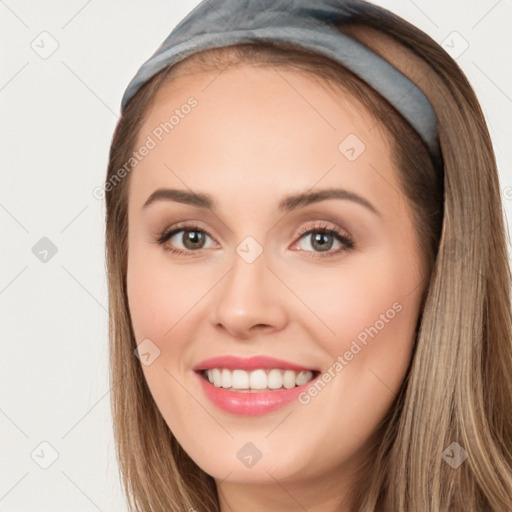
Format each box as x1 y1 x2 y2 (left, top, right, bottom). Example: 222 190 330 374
104 0 512 510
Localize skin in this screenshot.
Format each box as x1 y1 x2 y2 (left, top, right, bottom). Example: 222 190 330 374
126 64 428 512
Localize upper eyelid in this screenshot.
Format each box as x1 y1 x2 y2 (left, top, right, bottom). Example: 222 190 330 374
163 220 342 237
159 223 215 241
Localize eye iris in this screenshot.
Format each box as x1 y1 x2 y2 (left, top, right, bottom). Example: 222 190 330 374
311 231 333 252
183 230 205 249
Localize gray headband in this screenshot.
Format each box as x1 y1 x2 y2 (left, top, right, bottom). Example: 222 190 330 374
121 0 441 162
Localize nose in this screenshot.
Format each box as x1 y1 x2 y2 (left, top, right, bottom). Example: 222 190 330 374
210 249 288 340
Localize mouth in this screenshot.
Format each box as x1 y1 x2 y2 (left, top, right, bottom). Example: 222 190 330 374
196 367 321 392
192 355 321 415
193 355 320 392
194 367 322 416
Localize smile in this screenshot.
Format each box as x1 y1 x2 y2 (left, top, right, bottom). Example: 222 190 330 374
192 356 321 415
201 368 317 391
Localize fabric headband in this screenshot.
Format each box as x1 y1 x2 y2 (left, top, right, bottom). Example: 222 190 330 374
121 0 441 162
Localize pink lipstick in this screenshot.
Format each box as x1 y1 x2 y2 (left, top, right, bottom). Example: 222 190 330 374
193 355 320 416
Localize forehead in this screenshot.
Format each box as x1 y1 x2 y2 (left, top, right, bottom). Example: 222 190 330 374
128 64 398 215
138 63 382 144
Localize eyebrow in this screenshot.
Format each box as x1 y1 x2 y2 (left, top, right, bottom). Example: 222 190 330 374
142 187 379 216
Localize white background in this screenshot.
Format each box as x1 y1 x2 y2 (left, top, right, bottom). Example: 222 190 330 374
0 1 511 510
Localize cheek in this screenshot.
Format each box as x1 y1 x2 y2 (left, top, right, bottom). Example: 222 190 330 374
290 247 423 389
126 250 205 415
127 245 208 344
275 203 423 346
282 254 422 464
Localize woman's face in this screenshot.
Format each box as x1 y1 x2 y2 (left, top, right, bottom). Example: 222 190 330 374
126 64 427 505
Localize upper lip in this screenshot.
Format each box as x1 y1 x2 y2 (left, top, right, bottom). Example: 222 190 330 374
193 355 319 372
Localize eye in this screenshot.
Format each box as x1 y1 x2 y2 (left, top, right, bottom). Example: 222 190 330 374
154 221 355 259
291 222 355 258
156 222 217 256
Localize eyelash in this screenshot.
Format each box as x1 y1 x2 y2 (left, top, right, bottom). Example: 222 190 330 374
155 221 356 259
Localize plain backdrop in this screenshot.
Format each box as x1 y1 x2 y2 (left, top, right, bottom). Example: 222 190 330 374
1 1 511 510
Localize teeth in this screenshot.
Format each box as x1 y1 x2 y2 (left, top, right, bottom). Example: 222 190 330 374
221 368 232 388
296 371 312 386
249 369 268 389
267 369 283 389
232 369 249 389
283 370 297 389
204 368 315 390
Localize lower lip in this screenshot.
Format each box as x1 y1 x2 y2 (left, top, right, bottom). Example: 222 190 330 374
195 371 318 416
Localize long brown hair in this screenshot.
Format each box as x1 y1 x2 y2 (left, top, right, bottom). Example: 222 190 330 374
105 6 512 511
